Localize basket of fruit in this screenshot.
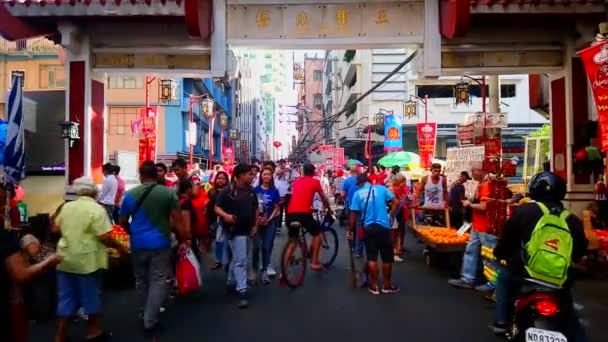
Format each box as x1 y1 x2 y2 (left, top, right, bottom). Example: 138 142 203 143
108 225 130 261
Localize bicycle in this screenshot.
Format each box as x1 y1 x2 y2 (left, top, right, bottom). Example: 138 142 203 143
280 213 339 289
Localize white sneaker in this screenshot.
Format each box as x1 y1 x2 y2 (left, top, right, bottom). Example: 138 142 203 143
394 255 404 263
266 265 277 277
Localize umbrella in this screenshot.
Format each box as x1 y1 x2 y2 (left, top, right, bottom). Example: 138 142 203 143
3 72 25 185
347 159 363 167
378 151 420 167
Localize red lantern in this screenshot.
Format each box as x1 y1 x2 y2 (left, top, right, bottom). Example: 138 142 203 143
273 141 282 148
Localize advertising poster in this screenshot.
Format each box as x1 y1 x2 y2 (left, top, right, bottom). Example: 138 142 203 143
580 40 608 151
223 147 235 163
384 113 403 152
457 124 475 146
416 122 437 169
445 145 484 185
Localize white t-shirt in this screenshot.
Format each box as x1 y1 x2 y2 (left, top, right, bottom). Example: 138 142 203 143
98 174 118 206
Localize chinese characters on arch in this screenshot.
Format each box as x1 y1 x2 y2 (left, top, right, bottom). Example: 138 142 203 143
227 2 423 43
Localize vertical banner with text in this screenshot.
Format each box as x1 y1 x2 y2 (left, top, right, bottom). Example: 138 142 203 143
416 122 437 169
384 113 403 152
579 41 608 151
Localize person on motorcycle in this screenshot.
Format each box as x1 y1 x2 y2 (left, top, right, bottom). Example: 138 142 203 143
491 171 588 340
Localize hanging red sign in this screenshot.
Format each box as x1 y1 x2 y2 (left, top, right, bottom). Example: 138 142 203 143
138 136 156 165
417 122 437 169
580 40 608 151
222 146 235 164
273 141 282 148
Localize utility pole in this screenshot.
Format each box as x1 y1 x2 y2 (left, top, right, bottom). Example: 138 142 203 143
488 75 500 113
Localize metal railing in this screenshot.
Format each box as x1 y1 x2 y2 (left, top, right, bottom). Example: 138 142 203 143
0 38 58 54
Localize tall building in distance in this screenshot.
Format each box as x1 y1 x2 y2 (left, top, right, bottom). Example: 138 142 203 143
296 54 325 150
234 49 294 160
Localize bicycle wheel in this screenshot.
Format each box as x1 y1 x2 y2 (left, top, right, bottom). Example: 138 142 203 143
319 227 339 268
280 238 308 288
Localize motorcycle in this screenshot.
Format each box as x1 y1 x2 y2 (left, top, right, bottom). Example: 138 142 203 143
506 278 574 342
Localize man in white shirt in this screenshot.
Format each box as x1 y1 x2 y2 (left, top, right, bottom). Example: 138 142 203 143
98 163 118 223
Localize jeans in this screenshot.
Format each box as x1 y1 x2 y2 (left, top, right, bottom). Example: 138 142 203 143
461 230 482 282
104 204 115 224
252 221 277 272
494 268 588 342
132 249 172 329
227 236 248 293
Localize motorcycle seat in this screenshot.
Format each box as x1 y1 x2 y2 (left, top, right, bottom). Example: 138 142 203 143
520 278 563 295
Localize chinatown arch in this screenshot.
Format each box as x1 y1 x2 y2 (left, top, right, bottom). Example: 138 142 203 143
0 0 605 213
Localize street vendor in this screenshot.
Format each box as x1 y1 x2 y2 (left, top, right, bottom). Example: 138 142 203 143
416 163 448 227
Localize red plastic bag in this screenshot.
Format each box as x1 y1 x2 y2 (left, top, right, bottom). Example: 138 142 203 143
176 248 202 295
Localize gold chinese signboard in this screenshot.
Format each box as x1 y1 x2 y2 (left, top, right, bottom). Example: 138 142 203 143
93 53 211 70
227 2 423 45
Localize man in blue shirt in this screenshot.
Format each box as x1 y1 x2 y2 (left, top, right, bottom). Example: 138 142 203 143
342 167 363 256
348 174 399 295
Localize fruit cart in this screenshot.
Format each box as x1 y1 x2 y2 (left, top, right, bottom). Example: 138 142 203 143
106 225 133 288
409 207 470 268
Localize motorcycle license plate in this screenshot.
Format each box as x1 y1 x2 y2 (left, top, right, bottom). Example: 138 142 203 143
525 328 567 342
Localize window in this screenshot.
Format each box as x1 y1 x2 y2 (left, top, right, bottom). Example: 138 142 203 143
313 94 323 110
108 76 143 89
16 40 27 51
39 65 65 89
313 70 323 81
109 107 139 136
501 84 516 98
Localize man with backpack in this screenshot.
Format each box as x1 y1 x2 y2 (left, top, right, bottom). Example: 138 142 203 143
490 171 588 337
118 161 188 336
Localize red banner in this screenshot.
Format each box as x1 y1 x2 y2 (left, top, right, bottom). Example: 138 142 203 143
417 122 437 169
580 41 608 151
138 136 156 165
222 147 235 163
484 137 502 158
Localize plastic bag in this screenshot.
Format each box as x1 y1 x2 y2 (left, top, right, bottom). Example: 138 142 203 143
176 248 202 295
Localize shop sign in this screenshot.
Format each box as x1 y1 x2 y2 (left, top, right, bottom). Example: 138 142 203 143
416 122 437 170
227 2 423 45
384 113 403 152
579 40 608 151
457 124 475 146
445 146 484 185
93 53 211 70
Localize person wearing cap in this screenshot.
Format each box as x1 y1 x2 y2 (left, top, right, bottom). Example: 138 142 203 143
449 171 471 230
348 174 400 295
54 176 130 342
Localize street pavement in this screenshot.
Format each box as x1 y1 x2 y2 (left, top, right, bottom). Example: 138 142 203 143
29 227 608 342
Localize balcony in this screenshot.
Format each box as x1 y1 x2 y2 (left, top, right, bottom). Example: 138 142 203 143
0 38 58 54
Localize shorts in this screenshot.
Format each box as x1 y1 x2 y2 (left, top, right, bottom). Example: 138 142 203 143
286 213 320 239
56 270 102 318
364 224 394 263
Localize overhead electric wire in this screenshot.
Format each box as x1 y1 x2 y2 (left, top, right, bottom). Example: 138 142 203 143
290 49 419 160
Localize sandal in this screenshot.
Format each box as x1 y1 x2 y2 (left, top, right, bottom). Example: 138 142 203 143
86 331 112 342
310 264 324 271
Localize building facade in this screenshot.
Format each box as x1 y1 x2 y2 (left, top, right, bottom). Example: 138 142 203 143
296 56 325 148
326 49 548 165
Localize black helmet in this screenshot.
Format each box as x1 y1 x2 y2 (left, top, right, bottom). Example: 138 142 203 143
528 171 566 203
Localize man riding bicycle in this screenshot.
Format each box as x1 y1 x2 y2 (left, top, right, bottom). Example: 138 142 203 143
285 163 333 271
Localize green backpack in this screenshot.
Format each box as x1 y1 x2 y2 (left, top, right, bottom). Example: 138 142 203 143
524 202 573 286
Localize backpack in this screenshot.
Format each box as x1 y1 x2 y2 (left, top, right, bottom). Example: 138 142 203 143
524 202 573 286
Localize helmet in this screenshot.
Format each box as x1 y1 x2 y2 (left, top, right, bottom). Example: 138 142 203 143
527 171 566 203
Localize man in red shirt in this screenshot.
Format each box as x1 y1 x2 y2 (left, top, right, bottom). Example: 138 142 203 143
376 165 388 185
285 163 333 270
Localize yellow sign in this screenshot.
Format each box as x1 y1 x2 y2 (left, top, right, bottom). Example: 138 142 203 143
296 11 309 27
256 10 271 28
93 53 211 70
376 9 389 24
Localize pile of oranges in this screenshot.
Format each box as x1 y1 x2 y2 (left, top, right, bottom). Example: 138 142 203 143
108 225 130 258
415 228 470 245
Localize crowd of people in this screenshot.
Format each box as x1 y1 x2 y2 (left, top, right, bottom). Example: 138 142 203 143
0 157 592 341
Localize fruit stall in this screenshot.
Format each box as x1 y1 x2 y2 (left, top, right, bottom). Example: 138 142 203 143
106 225 133 287
410 207 470 268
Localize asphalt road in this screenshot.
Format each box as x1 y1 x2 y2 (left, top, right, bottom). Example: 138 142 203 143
29 228 607 342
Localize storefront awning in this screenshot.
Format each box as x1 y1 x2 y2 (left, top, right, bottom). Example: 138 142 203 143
440 0 604 39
